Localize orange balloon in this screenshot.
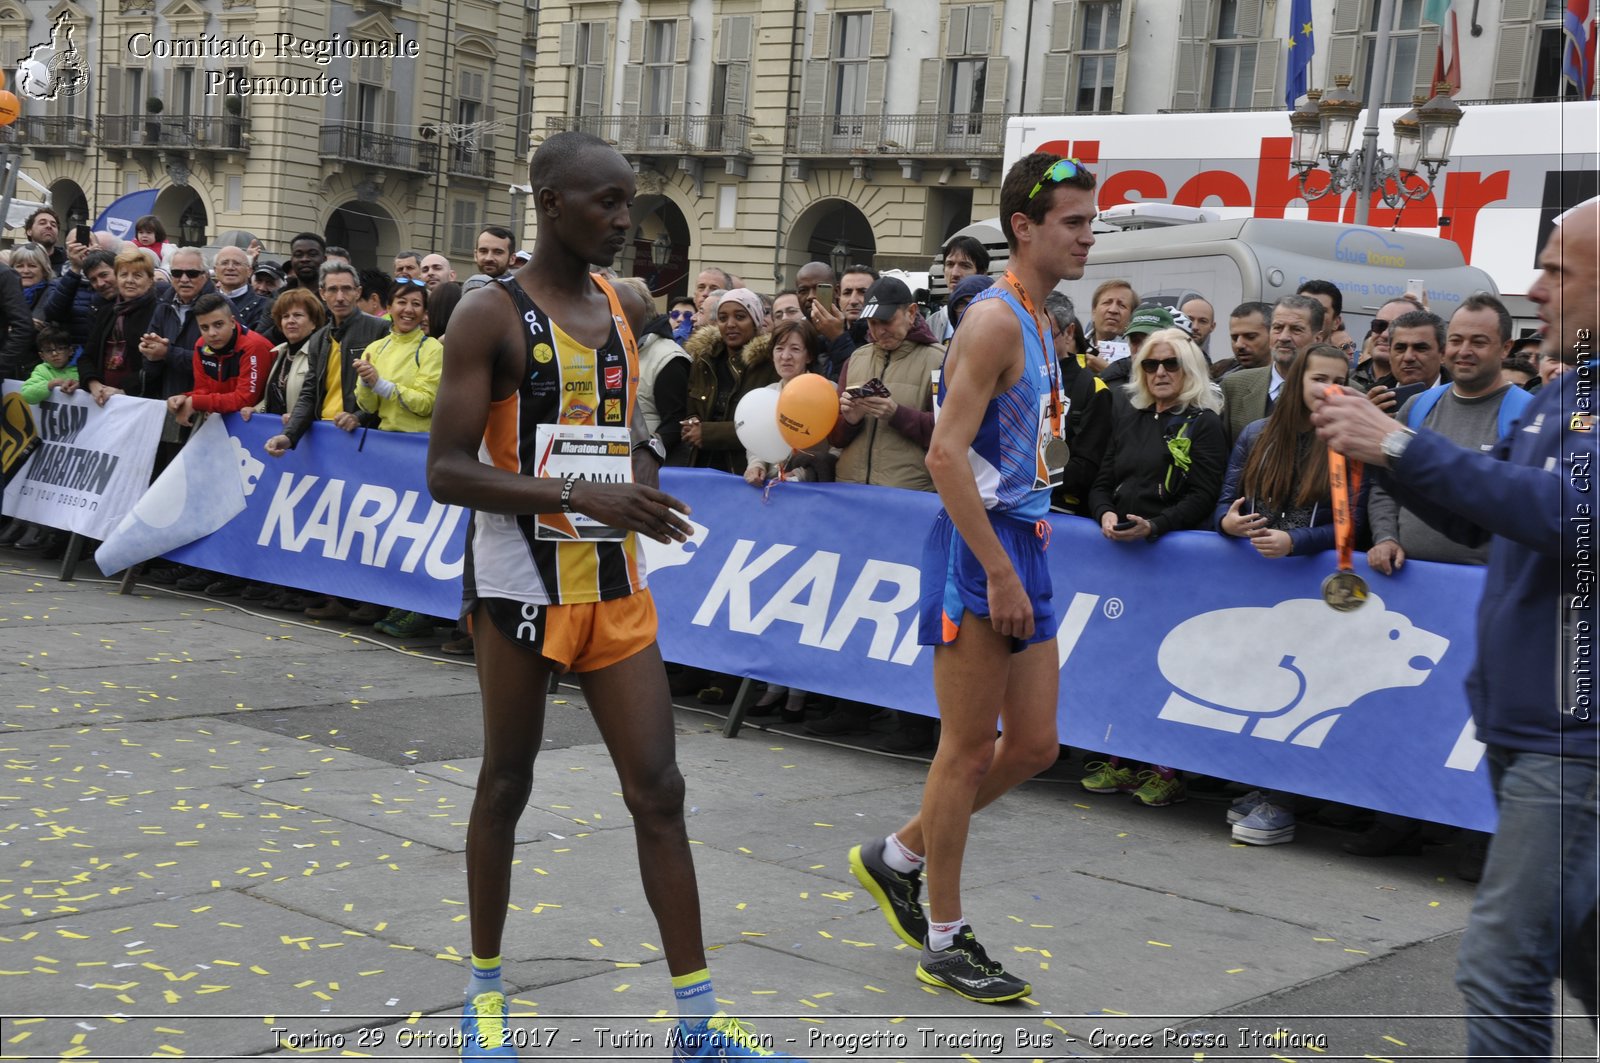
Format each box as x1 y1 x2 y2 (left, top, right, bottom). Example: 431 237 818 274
776 374 839 450
0 91 19 128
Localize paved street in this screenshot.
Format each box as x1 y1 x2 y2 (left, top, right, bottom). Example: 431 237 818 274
2 548 1594 1062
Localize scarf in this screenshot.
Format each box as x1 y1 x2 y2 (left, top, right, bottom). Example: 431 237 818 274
22 280 48 309
106 288 158 372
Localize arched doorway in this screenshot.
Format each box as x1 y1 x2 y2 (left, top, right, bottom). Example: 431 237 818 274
786 199 877 281
154 184 208 247
48 180 90 230
327 201 401 271
627 195 692 301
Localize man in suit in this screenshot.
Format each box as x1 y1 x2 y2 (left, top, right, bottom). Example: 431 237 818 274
1220 293 1327 443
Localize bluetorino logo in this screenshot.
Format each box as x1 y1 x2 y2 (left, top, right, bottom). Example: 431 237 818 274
1154 594 1449 749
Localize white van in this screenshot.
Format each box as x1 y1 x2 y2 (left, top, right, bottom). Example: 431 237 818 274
930 217 1500 337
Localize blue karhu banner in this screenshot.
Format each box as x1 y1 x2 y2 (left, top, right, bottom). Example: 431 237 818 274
166 418 469 616
645 474 1492 831
164 420 1494 830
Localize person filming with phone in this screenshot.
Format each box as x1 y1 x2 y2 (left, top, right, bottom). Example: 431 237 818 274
807 275 947 747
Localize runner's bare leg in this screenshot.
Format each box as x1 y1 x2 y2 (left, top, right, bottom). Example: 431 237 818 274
578 641 707 976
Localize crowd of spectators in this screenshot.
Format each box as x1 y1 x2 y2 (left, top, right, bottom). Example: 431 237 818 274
1 209 1573 849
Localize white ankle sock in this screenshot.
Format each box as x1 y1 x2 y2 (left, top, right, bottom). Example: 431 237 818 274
927 917 963 952
882 833 924 873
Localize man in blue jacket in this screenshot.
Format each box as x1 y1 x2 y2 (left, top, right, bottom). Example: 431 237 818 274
1314 198 1598 1062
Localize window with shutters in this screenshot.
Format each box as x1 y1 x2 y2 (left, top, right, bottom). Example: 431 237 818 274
454 67 486 169
833 12 872 120
174 66 198 117
1358 0 1428 105
1531 0 1579 98
943 4 997 138
644 20 676 129
516 79 535 159
570 22 608 118
712 14 753 148
1209 0 1257 108
450 200 479 258
1074 0 1121 112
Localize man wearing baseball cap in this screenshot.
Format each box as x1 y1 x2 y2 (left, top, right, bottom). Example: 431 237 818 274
252 261 285 298
1099 305 1185 388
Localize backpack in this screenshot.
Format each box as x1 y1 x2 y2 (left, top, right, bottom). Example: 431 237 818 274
1406 383 1533 439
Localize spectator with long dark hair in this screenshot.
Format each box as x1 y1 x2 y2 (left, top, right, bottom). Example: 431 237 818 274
1215 343 1357 559
427 281 463 338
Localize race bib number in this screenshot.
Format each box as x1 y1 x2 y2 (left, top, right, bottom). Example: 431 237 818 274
533 424 632 542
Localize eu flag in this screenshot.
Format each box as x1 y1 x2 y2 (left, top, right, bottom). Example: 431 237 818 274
1287 0 1315 109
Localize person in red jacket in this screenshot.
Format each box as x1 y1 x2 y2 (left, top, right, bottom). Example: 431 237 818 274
166 292 276 426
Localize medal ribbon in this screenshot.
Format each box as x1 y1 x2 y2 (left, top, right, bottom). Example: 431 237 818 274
1002 270 1063 437
1323 388 1363 575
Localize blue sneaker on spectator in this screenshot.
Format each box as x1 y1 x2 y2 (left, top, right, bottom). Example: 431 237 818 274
1232 800 1295 845
1226 790 1266 825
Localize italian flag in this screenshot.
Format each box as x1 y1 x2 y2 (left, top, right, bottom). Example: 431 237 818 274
1423 0 1461 95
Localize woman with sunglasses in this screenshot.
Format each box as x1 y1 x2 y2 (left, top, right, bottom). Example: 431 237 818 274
1082 328 1226 808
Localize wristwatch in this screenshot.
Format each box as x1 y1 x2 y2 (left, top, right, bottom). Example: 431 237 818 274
1381 427 1416 464
634 435 668 464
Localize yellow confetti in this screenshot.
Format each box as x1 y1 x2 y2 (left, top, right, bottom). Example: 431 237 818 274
1381 1036 1408 1047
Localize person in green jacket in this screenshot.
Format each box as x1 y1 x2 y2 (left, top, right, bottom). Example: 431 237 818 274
20 325 79 404
353 277 443 435
353 277 445 640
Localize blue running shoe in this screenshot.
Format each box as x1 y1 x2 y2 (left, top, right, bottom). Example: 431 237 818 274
672 1013 802 1060
460 991 518 1059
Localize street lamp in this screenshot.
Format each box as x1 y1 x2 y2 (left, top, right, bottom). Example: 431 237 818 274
651 231 672 268
1286 0 1465 225
829 240 849 276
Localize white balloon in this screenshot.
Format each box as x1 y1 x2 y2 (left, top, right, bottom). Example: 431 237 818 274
16 60 52 101
734 386 789 464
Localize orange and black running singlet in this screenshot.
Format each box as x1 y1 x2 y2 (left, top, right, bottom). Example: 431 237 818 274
462 274 645 607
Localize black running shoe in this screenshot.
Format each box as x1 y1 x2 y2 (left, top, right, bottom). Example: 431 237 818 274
848 838 927 947
916 926 1031 1003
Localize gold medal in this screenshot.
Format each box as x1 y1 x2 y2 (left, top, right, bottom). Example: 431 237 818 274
1321 570 1369 612
1324 408 1368 612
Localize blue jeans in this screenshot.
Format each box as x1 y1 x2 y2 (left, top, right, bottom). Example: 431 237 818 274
1455 746 1599 1061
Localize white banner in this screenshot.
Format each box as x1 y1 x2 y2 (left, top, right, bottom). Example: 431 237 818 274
95 414 249 575
0 384 166 540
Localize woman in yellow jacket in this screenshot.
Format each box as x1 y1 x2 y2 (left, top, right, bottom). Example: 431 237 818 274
354 277 443 434
353 277 444 639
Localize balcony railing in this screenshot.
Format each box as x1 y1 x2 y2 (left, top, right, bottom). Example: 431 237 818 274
448 146 497 180
787 113 1007 157
99 114 250 150
319 122 438 174
6 115 93 150
545 114 753 155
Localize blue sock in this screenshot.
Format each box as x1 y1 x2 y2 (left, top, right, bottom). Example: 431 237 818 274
673 968 715 1031
467 954 504 999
